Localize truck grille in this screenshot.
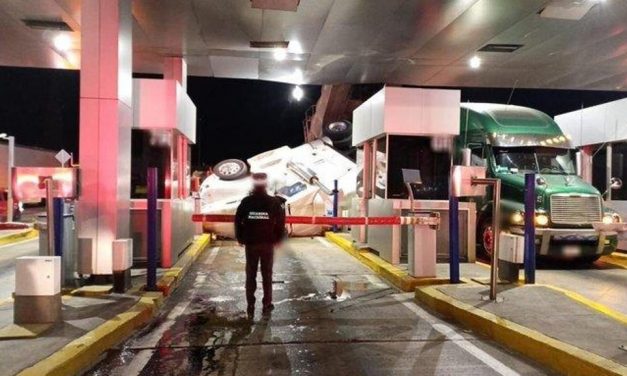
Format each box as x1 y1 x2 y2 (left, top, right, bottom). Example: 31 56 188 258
549 194 602 225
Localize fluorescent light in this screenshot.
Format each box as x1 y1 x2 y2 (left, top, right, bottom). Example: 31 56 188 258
288 40 303 54
292 86 304 101
469 55 481 69
53 34 72 51
273 48 287 61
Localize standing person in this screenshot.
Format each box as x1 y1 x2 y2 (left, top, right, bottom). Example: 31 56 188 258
235 173 286 319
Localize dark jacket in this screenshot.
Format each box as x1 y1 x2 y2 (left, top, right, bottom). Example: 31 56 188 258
235 190 286 246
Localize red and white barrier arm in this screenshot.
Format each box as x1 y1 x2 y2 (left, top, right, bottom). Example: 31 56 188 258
191 214 440 227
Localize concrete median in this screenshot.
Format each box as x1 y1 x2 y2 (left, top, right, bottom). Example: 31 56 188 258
15 234 211 376
415 283 627 376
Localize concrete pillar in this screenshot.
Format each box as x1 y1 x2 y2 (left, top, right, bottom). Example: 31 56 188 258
163 57 187 90
164 57 189 199
78 0 133 276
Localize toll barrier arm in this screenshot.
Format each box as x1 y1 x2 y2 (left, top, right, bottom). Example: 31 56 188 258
192 214 439 227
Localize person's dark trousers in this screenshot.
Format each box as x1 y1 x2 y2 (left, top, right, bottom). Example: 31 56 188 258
245 244 274 308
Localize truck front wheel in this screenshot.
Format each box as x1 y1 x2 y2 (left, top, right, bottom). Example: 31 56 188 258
478 217 494 259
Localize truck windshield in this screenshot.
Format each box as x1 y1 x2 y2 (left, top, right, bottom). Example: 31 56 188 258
494 147 576 175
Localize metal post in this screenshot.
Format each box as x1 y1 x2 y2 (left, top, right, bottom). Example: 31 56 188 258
471 177 501 300
449 195 460 283
7 136 14 222
606 143 612 201
491 179 502 300
332 179 339 232
45 178 55 256
53 198 64 257
146 168 158 291
524 173 536 284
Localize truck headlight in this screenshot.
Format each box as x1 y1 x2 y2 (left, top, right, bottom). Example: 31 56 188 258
510 211 524 225
603 213 621 224
535 213 549 226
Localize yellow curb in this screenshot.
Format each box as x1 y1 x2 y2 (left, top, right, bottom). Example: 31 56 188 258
156 234 211 295
17 234 212 376
540 284 627 326
0 229 38 247
325 232 449 291
415 285 627 376
70 285 113 297
17 292 163 376
600 253 627 269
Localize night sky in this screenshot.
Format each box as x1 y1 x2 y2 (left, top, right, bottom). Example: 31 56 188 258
0 66 626 168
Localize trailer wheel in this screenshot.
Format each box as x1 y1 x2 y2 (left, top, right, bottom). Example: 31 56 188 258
213 159 248 181
323 121 352 141
333 135 352 150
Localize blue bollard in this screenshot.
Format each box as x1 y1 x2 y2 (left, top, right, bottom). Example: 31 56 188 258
524 173 536 284
53 197 64 257
449 195 460 283
332 179 339 232
146 168 158 291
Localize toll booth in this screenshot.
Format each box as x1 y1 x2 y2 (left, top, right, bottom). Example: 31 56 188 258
129 79 197 268
351 87 477 264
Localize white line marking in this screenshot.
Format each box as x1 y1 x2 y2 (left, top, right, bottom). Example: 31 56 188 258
134 300 192 348
202 247 220 265
392 294 520 376
0 237 37 249
314 237 333 248
115 349 154 376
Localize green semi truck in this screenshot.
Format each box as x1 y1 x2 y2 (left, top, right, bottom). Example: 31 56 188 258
458 103 619 262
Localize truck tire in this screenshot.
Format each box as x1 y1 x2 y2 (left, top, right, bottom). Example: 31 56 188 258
323 121 352 141
478 216 494 260
213 159 248 181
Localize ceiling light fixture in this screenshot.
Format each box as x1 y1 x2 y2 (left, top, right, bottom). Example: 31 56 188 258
53 33 72 51
469 55 481 69
292 86 304 101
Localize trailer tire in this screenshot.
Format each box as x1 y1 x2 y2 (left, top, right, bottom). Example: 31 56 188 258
323 121 352 141
213 159 248 181
333 135 353 150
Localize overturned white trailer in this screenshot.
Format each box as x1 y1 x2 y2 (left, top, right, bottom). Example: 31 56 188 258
200 138 358 238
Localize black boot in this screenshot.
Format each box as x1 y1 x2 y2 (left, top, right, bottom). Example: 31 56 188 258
247 304 255 320
262 303 274 316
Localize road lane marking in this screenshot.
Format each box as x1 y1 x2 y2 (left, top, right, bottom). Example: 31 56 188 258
111 349 154 376
133 300 192 349
393 294 520 376
0 237 38 249
315 237 333 248
201 247 220 265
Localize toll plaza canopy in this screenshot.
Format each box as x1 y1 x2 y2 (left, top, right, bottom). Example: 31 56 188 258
1 0 627 90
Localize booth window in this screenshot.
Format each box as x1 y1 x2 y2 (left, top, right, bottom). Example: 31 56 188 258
592 144 607 198
386 136 449 199
131 129 170 199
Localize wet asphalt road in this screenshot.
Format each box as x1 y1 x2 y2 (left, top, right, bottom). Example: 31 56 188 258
88 238 549 376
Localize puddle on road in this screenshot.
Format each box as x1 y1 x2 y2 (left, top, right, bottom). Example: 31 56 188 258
89 271 389 375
